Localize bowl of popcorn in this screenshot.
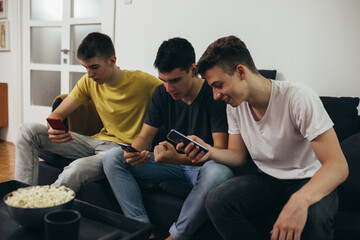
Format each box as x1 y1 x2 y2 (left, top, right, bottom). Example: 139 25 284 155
3 185 75 228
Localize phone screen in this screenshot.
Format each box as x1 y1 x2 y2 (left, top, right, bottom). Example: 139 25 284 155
46 118 68 132
166 129 208 154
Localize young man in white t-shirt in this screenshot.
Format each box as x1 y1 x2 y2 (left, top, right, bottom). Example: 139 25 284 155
182 35 348 240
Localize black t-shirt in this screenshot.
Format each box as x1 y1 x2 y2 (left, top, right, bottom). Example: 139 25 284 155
144 81 228 146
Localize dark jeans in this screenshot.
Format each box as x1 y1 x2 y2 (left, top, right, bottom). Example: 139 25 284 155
205 172 338 240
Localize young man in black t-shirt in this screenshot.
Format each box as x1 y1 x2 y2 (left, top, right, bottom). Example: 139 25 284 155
103 38 234 240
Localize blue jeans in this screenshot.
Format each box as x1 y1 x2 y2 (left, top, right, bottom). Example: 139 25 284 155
102 147 234 240
205 172 338 240
15 122 118 191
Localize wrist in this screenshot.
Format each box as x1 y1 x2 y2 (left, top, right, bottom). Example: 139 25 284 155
291 191 312 209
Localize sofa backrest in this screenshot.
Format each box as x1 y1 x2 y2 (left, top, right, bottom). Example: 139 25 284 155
320 96 360 142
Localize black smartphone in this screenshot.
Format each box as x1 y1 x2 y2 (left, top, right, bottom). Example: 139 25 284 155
116 143 140 153
166 129 208 154
46 118 68 132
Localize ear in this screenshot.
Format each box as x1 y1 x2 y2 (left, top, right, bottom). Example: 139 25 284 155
108 56 117 67
235 64 246 80
190 63 197 76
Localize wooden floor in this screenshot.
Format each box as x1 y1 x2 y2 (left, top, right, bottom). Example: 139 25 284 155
0 141 15 183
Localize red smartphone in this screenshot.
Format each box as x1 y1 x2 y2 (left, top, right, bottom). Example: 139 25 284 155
46 118 68 132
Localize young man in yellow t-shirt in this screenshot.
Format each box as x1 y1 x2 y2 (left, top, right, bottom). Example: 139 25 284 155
15 32 161 191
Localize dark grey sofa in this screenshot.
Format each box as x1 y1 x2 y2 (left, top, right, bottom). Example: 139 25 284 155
37 76 360 239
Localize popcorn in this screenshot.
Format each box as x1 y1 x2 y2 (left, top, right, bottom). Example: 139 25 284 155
5 185 75 208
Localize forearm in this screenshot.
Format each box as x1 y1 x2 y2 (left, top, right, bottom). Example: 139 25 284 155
293 159 348 207
296 128 349 207
48 97 81 121
209 147 247 167
132 136 153 151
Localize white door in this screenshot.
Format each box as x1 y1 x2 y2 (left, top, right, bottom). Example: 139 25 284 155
22 0 115 124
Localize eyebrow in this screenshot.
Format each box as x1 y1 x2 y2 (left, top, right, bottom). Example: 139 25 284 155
210 81 221 87
158 76 181 82
82 64 100 68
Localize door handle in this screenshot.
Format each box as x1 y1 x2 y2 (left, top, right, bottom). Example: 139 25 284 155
60 49 70 54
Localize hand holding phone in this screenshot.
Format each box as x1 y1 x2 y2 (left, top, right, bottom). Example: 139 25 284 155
117 143 140 153
166 129 208 154
46 118 68 132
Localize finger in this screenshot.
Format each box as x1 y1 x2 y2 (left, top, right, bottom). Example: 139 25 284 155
124 151 139 159
270 228 279 240
191 153 206 164
49 129 67 135
160 141 172 150
286 230 294 240
184 142 195 156
176 142 185 151
279 229 287 240
188 145 200 159
294 230 301 240
50 135 73 143
187 135 197 141
134 156 151 167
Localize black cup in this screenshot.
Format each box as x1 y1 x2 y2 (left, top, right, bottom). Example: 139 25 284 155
44 209 81 240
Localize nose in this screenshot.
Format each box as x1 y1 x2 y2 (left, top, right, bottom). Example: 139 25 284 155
87 69 94 78
213 88 221 100
164 82 175 93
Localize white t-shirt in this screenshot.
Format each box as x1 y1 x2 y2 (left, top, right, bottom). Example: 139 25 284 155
227 80 333 179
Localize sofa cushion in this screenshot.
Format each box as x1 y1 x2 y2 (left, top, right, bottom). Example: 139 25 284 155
320 97 359 142
338 132 360 211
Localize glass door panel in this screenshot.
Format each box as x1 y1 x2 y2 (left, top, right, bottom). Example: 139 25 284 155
72 0 102 18
31 0 63 21
30 70 61 107
70 24 101 65
70 72 86 90
31 27 61 64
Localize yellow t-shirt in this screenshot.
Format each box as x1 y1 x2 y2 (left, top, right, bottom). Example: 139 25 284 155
68 70 162 143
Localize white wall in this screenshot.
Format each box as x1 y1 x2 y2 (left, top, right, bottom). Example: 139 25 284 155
115 0 360 98
0 0 21 143
1 0 360 142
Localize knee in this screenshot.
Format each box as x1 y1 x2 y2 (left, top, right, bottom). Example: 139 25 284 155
201 160 234 184
205 183 230 213
16 122 47 144
102 147 126 173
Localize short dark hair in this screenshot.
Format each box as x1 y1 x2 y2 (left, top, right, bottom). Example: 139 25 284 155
154 37 195 73
197 35 258 77
76 32 115 61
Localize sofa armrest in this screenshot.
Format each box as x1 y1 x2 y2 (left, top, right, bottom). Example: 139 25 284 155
338 132 360 211
320 97 359 142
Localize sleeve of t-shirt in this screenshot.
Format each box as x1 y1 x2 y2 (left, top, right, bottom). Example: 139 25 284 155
210 98 228 133
227 104 241 135
290 85 333 141
145 74 162 99
144 85 164 128
68 74 91 105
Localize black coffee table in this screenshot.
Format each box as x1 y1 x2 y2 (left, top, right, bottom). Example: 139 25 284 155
0 180 153 240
